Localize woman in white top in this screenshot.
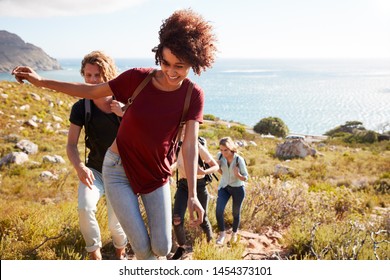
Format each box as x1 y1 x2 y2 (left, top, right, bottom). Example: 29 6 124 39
215 137 249 245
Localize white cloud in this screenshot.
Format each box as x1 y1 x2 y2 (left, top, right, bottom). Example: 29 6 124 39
0 0 146 17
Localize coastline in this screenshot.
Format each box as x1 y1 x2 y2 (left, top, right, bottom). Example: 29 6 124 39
204 119 328 143
2 57 389 135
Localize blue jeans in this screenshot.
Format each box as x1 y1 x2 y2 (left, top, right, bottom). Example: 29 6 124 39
78 168 127 253
216 186 245 233
102 149 172 260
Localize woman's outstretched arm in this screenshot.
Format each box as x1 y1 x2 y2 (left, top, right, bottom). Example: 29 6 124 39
12 66 113 99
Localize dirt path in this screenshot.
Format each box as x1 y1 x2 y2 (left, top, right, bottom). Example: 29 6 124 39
102 227 287 260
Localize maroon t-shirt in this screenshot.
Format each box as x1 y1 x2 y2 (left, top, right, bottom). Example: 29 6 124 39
109 68 204 194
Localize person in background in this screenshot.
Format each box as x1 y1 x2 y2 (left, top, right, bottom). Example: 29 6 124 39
66 50 127 260
12 9 218 260
170 136 219 260
215 136 249 245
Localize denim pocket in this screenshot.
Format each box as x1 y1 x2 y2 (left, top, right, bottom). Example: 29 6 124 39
103 149 122 167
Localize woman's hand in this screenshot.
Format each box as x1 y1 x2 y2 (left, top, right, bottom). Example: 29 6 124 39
187 196 204 226
12 66 42 85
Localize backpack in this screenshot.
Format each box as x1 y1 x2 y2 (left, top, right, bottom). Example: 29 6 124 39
198 137 219 184
218 153 241 168
176 137 218 186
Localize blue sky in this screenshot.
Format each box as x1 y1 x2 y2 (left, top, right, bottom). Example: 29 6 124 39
1 0 389 59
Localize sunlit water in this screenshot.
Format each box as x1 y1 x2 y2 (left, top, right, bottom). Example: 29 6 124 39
2 58 389 135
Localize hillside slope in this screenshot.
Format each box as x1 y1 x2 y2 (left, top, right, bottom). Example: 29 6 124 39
0 30 61 73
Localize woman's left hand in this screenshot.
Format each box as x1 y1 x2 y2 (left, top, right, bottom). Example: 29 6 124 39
187 197 204 226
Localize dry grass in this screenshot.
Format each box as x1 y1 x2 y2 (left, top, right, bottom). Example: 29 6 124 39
0 81 389 260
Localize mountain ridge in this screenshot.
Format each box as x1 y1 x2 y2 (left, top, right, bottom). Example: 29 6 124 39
0 30 61 73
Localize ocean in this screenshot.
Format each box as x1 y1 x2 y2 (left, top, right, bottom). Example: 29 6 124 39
2 58 389 136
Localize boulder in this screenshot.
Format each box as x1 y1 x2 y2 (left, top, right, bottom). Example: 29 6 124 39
16 139 38 154
42 155 65 164
0 152 29 167
276 139 317 159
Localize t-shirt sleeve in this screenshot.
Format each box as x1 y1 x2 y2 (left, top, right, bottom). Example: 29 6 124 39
108 69 134 104
69 99 84 127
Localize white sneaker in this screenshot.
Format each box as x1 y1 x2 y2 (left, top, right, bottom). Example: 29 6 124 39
216 232 225 245
231 232 238 243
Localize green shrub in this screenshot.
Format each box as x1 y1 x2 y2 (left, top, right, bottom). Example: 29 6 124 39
253 117 289 138
203 114 217 121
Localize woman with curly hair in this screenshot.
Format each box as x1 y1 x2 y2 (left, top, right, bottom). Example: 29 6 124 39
13 8 217 260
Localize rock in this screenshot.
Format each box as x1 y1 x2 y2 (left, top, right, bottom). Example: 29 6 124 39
16 139 38 154
19 104 30 111
274 164 294 176
24 119 38 128
0 152 29 167
249 141 257 146
28 92 41 101
39 171 58 181
42 155 65 164
275 139 317 159
52 115 63 122
31 115 42 123
4 134 20 143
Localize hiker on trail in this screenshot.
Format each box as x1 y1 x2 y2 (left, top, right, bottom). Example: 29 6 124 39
67 51 127 260
215 137 249 245
170 136 219 260
13 9 218 260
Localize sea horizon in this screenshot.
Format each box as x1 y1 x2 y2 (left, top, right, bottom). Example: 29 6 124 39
2 57 389 136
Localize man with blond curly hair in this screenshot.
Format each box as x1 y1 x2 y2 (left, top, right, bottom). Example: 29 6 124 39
67 51 127 260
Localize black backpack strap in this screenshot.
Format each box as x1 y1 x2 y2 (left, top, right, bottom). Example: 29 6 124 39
84 99 91 164
198 141 204 168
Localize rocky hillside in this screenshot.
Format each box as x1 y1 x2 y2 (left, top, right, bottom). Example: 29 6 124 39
0 30 61 73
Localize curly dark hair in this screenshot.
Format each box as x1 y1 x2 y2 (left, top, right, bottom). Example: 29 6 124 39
153 9 218 75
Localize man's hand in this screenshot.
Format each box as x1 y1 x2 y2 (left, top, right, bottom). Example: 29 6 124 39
76 164 95 189
110 100 124 117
